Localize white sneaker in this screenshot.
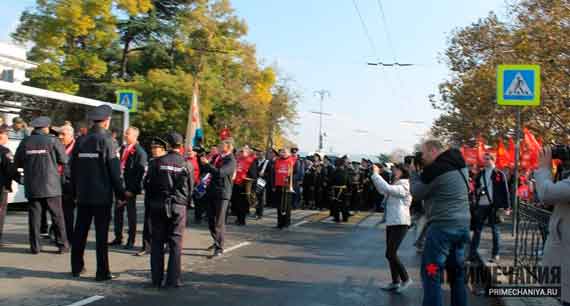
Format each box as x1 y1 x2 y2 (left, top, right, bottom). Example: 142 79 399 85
396 279 413 293
381 282 401 291
488 255 500 263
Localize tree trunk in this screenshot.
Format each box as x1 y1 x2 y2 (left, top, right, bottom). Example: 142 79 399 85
120 38 131 79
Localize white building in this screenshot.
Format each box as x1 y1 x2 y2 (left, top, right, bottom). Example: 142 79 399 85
0 42 37 84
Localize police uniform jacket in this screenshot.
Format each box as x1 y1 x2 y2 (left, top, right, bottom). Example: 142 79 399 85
121 143 148 195
71 126 125 205
144 151 193 206
0 144 20 192
202 153 236 200
329 166 349 187
15 130 67 199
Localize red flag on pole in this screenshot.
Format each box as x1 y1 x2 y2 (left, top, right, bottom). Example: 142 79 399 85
220 127 231 141
507 138 515 168
477 136 486 167
523 128 541 169
496 139 508 169
461 145 478 165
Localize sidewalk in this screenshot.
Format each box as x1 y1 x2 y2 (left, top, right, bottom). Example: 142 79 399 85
475 216 560 306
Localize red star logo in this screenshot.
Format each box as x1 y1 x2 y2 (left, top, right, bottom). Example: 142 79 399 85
426 263 439 278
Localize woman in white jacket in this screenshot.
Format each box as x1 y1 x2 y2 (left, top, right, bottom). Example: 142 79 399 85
372 163 413 293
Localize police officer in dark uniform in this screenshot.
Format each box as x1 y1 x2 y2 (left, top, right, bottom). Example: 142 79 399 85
14 116 69 254
145 134 193 288
71 105 128 281
0 126 20 246
330 157 350 222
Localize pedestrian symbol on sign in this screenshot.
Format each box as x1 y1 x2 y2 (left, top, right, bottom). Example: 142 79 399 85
120 93 133 108
115 89 138 112
505 72 532 96
497 65 540 106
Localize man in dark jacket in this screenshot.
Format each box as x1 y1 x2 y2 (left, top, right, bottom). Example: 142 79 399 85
71 105 128 281
252 148 270 219
56 124 76 243
0 126 20 246
109 126 147 249
330 158 350 222
145 134 193 288
15 116 69 254
468 153 510 263
200 138 236 257
409 140 471 306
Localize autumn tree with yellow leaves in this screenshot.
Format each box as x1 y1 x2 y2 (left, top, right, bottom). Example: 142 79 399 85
432 0 570 146
12 0 298 148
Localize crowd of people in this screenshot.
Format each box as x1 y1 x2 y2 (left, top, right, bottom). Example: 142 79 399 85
0 105 398 288
3 107 570 306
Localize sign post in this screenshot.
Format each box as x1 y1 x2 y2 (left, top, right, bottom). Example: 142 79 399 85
115 89 139 113
497 64 540 265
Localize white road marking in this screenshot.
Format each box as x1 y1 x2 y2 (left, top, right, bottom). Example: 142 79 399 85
224 241 251 253
66 296 104 306
292 220 309 227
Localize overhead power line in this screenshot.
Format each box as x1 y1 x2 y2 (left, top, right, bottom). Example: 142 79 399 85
351 0 378 58
376 0 397 62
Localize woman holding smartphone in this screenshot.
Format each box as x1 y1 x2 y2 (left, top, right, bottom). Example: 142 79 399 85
371 163 413 293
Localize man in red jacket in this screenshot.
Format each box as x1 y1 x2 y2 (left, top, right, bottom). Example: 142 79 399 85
232 146 257 226
272 148 296 229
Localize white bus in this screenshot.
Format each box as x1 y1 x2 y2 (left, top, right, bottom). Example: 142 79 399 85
0 80 129 204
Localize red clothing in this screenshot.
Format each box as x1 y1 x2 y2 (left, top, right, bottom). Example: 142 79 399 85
274 156 295 187
234 155 256 185
121 143 136 170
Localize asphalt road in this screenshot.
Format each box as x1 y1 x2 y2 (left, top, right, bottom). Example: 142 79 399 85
0 206 497 306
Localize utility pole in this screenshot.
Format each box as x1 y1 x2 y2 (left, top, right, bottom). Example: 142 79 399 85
312 90 331 152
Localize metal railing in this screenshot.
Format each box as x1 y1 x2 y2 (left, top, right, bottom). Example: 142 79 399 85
514 202 551 280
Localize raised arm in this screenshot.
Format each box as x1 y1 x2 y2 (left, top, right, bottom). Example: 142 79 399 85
371 173 409 198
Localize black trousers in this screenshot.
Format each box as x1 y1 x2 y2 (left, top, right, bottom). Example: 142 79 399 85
386 225 410 284
62 194 75 243
274 187 292 228
255 188 266 217
331 188 350 222
71 204 112 278
234 184 249 225
194 197 206 223
114 197 137 244
151 203 186 287
29 197 68 252
40 202 48 234
208 199 229 250
141 201 152 252
0 191 8 241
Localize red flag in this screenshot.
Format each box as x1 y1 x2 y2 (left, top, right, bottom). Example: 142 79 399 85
220 127 231 141
507 138 515 168
523 128 541 169
496 139 508 169
477 136 486 167
462 147 478 165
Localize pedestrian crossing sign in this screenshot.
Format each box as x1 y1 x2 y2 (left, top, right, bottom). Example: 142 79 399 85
497 65 540 106
115 89 138 112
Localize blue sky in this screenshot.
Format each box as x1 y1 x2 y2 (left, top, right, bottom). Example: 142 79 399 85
0 0 507 155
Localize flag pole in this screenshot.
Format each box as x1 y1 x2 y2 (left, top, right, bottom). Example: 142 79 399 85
185 79 200 152
513 108 521 238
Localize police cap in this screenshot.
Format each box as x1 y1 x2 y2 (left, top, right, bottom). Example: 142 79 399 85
88 105 113 121
150 137 168 148
31 116 51 128
165 132 184 147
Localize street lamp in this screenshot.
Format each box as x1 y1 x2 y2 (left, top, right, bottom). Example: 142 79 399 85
312 90 331 151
